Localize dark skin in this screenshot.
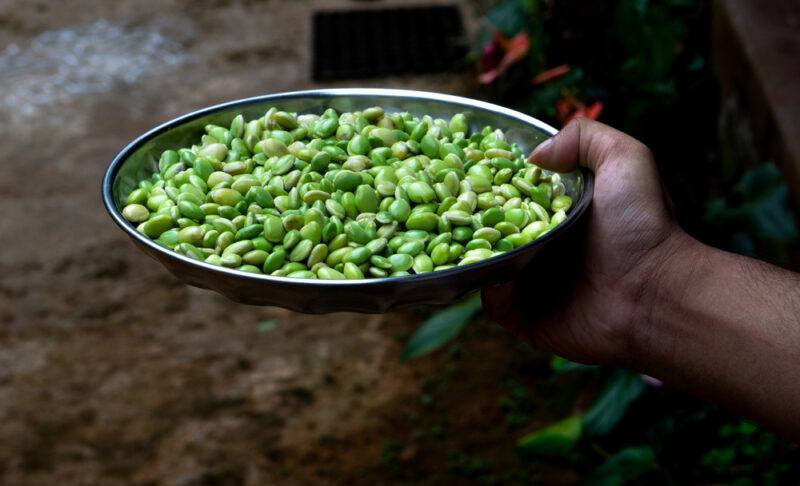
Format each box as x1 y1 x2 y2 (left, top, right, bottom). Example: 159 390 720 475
482 118 800 441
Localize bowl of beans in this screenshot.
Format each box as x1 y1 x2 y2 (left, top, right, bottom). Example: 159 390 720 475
102 88 593 313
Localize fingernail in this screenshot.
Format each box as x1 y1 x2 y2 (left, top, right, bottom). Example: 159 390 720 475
528 137 553 163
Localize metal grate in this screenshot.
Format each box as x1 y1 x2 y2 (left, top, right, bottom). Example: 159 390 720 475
312 5 467 81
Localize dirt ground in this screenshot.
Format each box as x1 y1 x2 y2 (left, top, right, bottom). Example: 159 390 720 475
0 1 574 484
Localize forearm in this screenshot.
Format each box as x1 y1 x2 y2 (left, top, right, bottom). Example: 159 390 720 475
633 232 800 440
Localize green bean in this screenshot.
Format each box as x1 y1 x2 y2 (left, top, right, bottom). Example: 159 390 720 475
283 229 301 250
281 262 307 274
142 214 173 238
215 231 235 253
122 203 150 223
223 239 253 256
448 243 464 262
263 215 286 243
412 254 434 273
317 266 346 280
346 221 372 245
369 267 389 278
388 253 414 272
551 195 573 212
290 239 314 262
343 262 365 279
396 239 424 256
370 254 393 270
307 243 329 267
344 246 371 265
406 181 436 204
177 242 205 260
494 222 520 236
220 253 242 267
347 134 371 156
465 239 492 251
405 212 438 231
202 229 220 248
389 199 411 223
326 247 351 266
178 226 204 245
365 237 388 255
263 247 286 273
288 270 316 279
452 226 473 243
126 188 149 205
328 233 348 251
235 224 263 241
211 188 243 206
243 249 268 266
355 184 380 213
251 237 272 252
550 210 567 229
300 221 322 244
505 233 530 248
522 221 549 241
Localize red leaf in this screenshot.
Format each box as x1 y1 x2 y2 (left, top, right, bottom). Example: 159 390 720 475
531 64 570 85
478 32 531 85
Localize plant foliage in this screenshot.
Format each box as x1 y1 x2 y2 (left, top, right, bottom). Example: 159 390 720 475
400 294 482 361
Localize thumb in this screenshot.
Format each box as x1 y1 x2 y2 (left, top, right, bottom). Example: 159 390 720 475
528 117 655 174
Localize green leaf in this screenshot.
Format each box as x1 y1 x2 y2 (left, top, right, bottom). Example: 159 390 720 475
400 294 482 361
583 446 658 486
583 370 646 437
518 415 582 458
550 355 600 374
256 319 280 333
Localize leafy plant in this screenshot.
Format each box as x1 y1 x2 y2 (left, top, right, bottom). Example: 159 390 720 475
518 415 582 458
705 162 799 265
400 294 482 361
583 370 647 437
699 420 795 485
500 380 533 429
583 446 658 485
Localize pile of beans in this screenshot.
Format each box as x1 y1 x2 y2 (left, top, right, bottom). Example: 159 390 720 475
121 107 573 279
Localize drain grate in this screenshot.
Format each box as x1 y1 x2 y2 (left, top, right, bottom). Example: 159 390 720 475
312 5 467 81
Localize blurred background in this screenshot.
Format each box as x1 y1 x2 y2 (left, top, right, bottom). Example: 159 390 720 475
1 0 799 484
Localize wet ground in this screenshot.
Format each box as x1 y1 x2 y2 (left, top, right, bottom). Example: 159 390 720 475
0 1 572 484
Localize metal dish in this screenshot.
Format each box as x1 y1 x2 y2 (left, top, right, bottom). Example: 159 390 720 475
102 88 593 313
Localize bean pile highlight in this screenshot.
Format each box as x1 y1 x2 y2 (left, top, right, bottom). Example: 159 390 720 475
121 107 573 279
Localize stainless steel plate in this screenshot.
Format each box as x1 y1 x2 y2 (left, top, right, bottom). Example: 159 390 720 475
102 88 593 313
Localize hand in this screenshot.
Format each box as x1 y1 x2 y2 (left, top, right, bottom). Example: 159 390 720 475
482 118 689 366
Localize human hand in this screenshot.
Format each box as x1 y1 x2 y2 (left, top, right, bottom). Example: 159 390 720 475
482 118 690 366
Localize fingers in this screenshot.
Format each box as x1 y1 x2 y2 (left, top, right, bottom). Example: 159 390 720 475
528 117 654 174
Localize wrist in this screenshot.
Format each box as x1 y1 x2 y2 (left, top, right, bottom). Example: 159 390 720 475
625 227 709 371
